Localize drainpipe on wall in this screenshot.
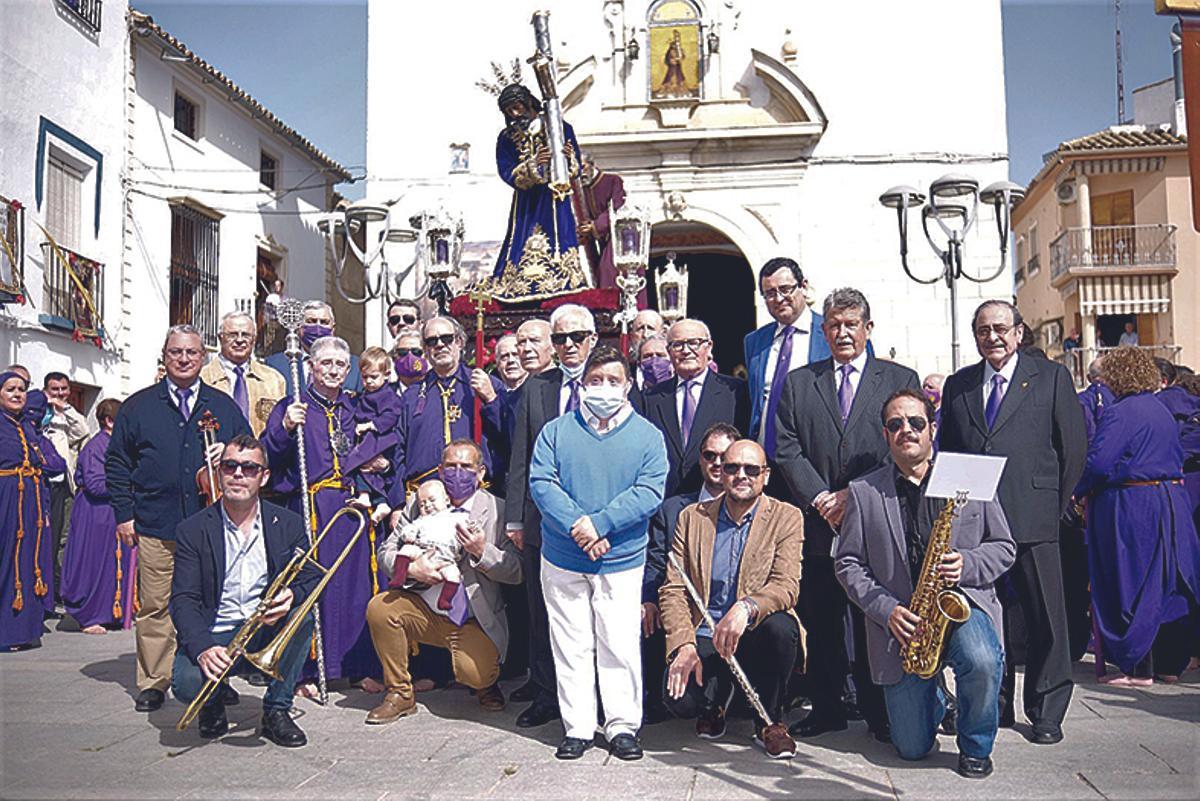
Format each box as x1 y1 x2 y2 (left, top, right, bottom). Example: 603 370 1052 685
1173 24 1187 137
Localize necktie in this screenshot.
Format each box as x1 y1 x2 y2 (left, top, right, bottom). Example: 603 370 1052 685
232 364 249 421
838 363 855 422
763 325 795 459
176 386 192 422
565 379 580 413
681 379 698 447
985 373 1006 430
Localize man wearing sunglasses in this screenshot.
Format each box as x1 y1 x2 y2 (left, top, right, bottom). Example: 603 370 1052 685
636 319 749 498
386 299 423 341
937 300 1086 745
659 439 803 759
504 303 597 727
835 390 1014 778
774 287 919 742
170 434 321 746
200 310 287 435
265 301 363 397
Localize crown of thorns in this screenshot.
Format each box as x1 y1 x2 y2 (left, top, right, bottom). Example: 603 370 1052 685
476 58 524 96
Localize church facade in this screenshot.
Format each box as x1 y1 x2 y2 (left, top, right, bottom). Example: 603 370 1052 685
365 0 1013 376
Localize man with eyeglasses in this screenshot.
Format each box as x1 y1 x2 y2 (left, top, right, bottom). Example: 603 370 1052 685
201 310 287 435
937 300 1086 745
265 301 363 397
659 439 803 759
836 390 1014 778
170 434 319 746
504 303 597 727
390 328 428 391
386 299 423 341
744 258 831 456
775 287 919 742
636 319 749 498
106 324 253 712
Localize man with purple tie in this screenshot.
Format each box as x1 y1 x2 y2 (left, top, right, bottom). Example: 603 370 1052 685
200 311 286 436
774 288 919 742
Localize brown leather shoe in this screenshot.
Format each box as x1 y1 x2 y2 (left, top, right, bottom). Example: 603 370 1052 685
477 683 505 712
755 722 797 760
365 690 417 725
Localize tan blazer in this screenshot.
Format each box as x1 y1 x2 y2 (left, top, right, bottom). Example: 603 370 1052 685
659 495 804 657
199 357 287 435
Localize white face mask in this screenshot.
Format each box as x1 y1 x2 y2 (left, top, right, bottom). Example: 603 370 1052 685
581 383 627 419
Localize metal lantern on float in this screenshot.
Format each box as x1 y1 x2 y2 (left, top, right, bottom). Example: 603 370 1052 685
411 209 464 315
656 251 688 323
317 199 417 304
610 201 651 353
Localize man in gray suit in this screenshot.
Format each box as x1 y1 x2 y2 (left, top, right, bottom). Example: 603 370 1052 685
364 439 521 724
775 288 920 740
837 389 1015 779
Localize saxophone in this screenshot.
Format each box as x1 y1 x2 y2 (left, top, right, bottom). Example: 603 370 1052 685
902 490 972 679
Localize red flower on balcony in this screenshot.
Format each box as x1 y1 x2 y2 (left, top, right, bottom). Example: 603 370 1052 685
9 199 22 212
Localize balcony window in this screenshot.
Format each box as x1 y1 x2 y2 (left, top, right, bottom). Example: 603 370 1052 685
174 92 198 140
169 204 220 346
260 150 278 190
58 0 102 33
40 241 103 337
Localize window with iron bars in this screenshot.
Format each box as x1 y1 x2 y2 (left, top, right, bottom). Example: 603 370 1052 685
170 204 220 347
58 0 103 33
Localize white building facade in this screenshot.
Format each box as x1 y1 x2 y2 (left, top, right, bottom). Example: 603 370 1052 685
365 0 1013 376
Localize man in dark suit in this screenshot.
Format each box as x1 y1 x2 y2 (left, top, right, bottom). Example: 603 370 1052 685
107 324 253 713
169 434 320 746
775 288 920 740
637 319 749 497
938 300 1087 745
505 303 596 728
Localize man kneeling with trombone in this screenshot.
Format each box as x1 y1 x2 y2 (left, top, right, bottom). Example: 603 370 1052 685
659 439 803 759
170 434 321 746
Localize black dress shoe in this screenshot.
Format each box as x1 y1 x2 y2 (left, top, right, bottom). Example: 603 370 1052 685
869 721 891 744
134 689 164 712
218 683 240 706
261 709 307 748
245 671 270 687
555 736 593 760
957 754 994 779
198 703 228 739
516 701 560 728
509 681 536 703
609 733 643 761
940 704 958 736
788 714 848 738
1029 722 1063 745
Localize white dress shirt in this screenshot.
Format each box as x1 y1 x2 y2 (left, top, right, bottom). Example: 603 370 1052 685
217 354 250 384
674 369 710 428
834 349 870 398
166 378 200 419
558 368 586 415
212 503 269 633
982 353 1020 415
761 307 815 407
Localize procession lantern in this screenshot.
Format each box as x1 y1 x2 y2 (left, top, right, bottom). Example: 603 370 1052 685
412 209 464 282
656 251 688 323
612 201 651 277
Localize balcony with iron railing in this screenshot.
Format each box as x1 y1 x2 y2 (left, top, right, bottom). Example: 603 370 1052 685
1049 224 1177 286
57 0 103 32
39 241 104 337
1058 343 1183 388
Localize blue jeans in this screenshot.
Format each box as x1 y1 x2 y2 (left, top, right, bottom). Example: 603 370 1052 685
883 608 1003 760
172 614 314 713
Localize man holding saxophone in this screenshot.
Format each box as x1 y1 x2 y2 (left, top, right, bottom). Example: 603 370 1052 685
169 434 319 746
835 390 1015 778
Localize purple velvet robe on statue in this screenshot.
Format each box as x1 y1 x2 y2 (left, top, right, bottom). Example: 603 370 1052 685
1 412 65 647
1077 391 1200 674
61 430 136 629
263 388 381 680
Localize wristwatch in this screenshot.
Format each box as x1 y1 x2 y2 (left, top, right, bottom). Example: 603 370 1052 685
739 597 759 625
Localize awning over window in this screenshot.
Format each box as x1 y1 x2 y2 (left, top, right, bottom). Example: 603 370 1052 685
1077 274 1172 316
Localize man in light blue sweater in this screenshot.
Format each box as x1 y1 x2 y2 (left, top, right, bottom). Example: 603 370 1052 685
529 345 668 762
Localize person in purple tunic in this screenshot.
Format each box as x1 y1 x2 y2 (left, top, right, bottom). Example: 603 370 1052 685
1076 347 1200 685
263 336 382 695
61 399 135 633
19 388 67 615
0 371 66 649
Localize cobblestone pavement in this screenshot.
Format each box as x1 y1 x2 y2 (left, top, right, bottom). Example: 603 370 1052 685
0 625 1197 800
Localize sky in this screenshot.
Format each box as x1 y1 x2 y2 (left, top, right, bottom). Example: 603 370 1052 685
137 0 1181 197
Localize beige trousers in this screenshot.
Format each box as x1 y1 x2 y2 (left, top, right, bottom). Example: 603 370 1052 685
135 535 176 692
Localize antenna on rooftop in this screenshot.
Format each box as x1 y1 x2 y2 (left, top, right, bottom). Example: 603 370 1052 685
1116 0 1127 123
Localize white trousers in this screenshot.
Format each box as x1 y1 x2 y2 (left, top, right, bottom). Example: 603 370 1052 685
540 557 644 740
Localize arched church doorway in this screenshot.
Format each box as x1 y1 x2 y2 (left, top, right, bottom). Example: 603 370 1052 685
646 221 756 375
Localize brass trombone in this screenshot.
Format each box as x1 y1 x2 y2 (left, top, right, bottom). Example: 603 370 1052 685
177 505 367 732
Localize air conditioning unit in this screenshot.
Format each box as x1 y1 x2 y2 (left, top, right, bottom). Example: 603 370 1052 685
1056 180 1077 205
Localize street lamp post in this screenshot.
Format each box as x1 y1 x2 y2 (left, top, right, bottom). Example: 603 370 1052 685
879 175 1024 370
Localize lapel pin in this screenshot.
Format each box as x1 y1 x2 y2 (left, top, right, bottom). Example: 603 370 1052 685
1021 381 1029 389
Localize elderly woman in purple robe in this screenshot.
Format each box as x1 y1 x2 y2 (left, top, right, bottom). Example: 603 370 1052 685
61 399 135 633
0 371 66 649
1076 347 1200 685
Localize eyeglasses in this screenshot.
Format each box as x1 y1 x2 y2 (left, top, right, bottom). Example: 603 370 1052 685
722 462 765 477
165 347 204 360
884 415 929 434
667 338 710 352
762 284 799 302
393 347 423 358
219 459 265 478
551 330 592 346
388 314 417 326
632 322 659 333
424 334 457 347
218 332 253 342
974 324 1013 339
700 449 726 463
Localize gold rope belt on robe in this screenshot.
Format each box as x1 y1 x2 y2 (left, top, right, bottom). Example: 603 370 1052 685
0 459 46 612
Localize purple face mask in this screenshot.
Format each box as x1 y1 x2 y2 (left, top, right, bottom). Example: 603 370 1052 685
924 388 941 407
394 353 428 381
440 466 479 502
301 324 333 350
640 356 674 387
